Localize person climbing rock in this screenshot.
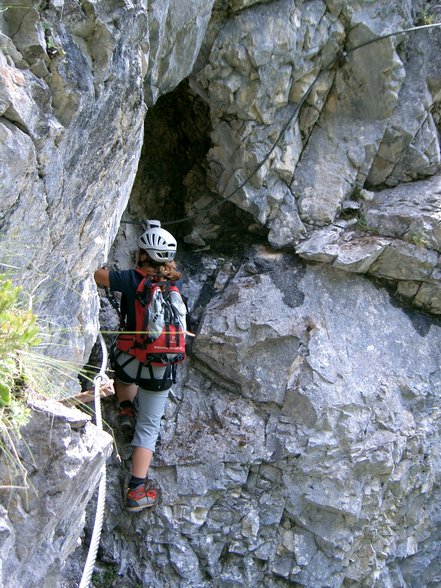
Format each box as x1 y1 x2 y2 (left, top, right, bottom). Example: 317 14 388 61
94 220 187 512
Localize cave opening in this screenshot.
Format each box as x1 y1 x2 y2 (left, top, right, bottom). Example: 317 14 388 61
122 77 264 258
125 78 212 243
83 80 214 385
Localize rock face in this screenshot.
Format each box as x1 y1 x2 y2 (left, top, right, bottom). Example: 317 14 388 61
0 0 214 371
0 398 112 588
1 0 145 370
64 247 441 588
1 0 441 587
296 175 441 314
184 0 441 314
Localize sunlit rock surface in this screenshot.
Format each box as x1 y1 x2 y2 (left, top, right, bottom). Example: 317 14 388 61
1 0 441 586
0 398 112 588
63 247 441 587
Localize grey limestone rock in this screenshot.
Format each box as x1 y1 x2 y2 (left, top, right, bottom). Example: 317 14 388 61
0 398 112 588
61 246 441 587
0 0 216 377
296 174 441 313
2 0 441 586
185 0 441 316
145 0 216 105
362 174 441 252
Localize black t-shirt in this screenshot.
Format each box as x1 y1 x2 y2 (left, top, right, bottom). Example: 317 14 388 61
109 269 144 330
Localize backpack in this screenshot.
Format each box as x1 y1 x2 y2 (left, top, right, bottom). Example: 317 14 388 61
116 270 187 367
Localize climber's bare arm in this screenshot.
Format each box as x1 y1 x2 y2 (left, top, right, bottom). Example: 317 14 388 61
94 268 110 288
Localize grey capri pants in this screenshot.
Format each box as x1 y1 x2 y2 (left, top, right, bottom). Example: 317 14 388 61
114 350 170 452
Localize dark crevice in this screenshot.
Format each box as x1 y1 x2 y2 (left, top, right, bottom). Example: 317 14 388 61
0 114 31 139
127 79 212 240
124 77 269 252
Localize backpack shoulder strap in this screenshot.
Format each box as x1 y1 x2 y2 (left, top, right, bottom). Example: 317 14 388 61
134 267 147 285
135 271 154 306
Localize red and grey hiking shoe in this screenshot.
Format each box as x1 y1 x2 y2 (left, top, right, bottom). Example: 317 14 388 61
126 485 158 512
118 403 136 438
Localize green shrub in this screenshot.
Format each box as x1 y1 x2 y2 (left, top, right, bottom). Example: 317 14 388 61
0 275 40 407
0 274 42 486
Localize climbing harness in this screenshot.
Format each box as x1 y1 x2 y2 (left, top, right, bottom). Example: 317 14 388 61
118 21 441 230
79 332 110 588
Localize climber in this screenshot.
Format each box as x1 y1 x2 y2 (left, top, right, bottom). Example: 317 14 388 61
94 220 186 512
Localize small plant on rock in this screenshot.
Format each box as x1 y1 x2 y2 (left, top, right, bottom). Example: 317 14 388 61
355 215 369 232
0 274 41 488
417 3 441 25
0 275 40 409
408 233 429 247
91 564 118 587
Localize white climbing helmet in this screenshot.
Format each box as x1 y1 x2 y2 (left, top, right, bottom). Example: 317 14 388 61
138 220 177 262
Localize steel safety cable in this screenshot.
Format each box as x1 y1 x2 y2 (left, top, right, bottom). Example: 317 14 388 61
79 332 109 588
119 20 441 230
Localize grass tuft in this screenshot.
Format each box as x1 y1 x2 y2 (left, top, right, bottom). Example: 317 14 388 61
0 273 98 488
